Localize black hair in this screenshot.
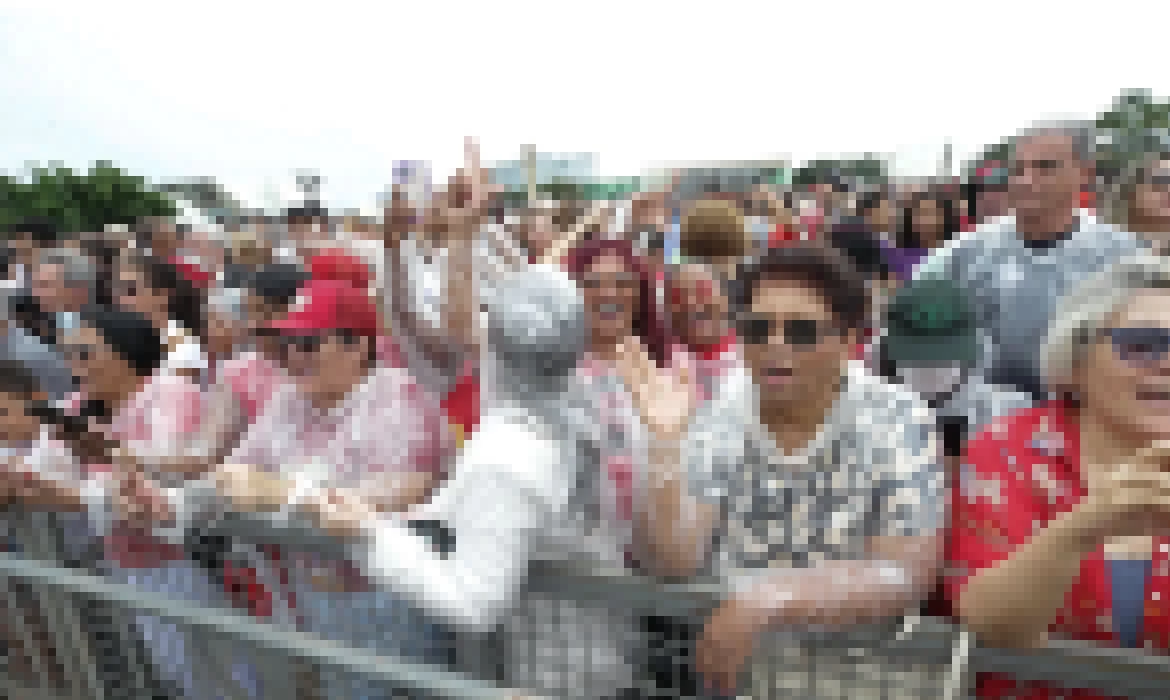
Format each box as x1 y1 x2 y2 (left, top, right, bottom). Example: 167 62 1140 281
897 192 959 249
9 217 59 246
248 263 308 310
80 305 165 378
855 190 888 219
81 238 117 306
122 251 207 339
284 203 328 221
0 358 43 399
736 242 871 332
8 292 57 346
0 244 13 281
828 218 891 281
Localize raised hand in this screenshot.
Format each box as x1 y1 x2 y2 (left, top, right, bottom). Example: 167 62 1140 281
615 338 696 442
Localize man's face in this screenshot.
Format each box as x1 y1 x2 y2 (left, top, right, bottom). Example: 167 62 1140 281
976 187 1010 223
1009 134 1088 225
31 263 78 312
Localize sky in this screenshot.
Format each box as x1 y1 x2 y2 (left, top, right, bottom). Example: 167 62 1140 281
2 1 1168 214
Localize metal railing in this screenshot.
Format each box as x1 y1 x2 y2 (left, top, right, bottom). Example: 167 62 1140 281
2 509 1170 700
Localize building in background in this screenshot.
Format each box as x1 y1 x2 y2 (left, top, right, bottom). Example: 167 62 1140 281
643 160 789 200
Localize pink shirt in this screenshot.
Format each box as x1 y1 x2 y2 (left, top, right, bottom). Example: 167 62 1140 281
231 365 451 482
669 332 744 405
217 350 288 423
54 373 209 569
230 365 453 591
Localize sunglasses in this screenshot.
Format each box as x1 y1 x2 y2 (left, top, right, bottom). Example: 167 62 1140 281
1101 327 1170 365
274 332 363 358
61 343 97 363
736 316 836 347
275 335 326 356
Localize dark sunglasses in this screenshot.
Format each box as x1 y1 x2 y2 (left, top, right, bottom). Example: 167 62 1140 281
1101 327 1170 365
115 280 139 298
736 316 835 347
1143 173 1170 189
61 343 97 363
275 335 326 356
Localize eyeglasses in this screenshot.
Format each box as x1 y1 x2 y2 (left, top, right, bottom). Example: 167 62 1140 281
114 281 140 298
736 316 837 348
1142 173 1170 190
1101 327 1170 365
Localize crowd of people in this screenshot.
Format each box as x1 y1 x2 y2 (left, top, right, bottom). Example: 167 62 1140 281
2 123 1170 700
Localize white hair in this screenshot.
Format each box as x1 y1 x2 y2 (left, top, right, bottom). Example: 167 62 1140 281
1042 253 1170 387
1015 120 1096 163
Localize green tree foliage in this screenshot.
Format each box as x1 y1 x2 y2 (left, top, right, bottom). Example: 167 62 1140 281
1095 89 1170 184
967 90 1170 183
0 161 177 235
792 157 886 188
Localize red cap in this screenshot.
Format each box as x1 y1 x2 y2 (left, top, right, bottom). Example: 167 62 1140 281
309 250 372 289
267 279 381 338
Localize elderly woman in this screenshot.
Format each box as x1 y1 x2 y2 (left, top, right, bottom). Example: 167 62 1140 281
1105 153 1170 255
213 278 454 700
950 254 1170 699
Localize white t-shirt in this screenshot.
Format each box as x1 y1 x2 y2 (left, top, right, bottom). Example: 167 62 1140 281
160 319 209 375
359 407 641 699
399 235 448 330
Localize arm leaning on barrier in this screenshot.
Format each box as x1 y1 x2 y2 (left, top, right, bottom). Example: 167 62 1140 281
293 434 566 635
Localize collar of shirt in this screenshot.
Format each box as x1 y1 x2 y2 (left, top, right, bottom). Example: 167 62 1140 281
740 370 852 469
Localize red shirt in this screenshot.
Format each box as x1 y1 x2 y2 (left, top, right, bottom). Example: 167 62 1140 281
947 401 1170 699
440 361 480 448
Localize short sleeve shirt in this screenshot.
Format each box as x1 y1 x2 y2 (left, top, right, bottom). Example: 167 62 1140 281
684 365 945 580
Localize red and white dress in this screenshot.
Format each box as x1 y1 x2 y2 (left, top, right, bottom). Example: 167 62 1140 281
947 401 1170 699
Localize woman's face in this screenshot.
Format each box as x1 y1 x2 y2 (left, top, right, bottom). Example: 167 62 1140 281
1080 289 1170 443
275 332 369 406
205 310 246 358
740 278 855 415
62 325 138 403
1133 159 1170 231
670 267 728 349
114 262 169 324
866 198 894 234
913 199 946 248
580 253 640 352
0 391 40 444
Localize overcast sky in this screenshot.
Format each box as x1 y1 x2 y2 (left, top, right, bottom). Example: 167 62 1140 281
2 1 1168 213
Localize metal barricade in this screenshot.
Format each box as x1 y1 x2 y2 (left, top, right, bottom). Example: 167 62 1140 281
4 509 1170 699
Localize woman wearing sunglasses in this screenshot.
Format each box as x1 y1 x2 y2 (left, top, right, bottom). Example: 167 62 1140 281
214 278 454 700
1105 153 1170 256
627 243 945 698
10 306 280 700
951 254 1170 699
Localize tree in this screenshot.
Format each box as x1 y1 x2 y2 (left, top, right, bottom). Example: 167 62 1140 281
792 156 887 188
0 161 177 235
1094 89 1170 184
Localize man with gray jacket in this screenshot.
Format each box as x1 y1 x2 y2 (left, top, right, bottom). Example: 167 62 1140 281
914 122 1141 399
